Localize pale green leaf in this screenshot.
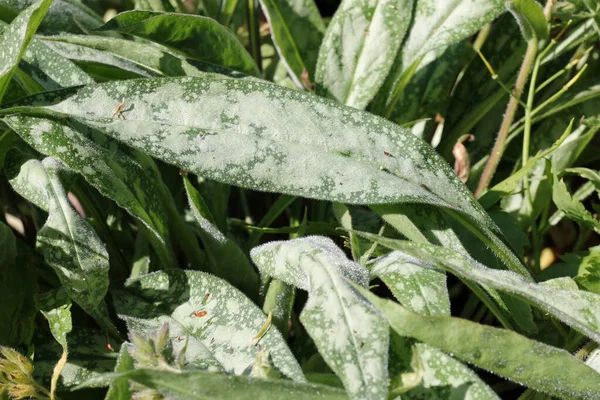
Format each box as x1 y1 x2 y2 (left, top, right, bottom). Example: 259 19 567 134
78 369 349 399
0 75 525 277
0 0 53 101
315 0 412 109
251 236 388 400
359 287 600 400
97 11 259 76
369 252 450 317
259 0 325 86
355 231 600 343
6 155 117 334
112 270 305 381
0 20 93 91
389 335 499 399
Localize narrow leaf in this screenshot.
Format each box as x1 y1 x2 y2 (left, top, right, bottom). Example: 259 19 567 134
356 232 600 343
0 0 53 101
373 0 505 115
97 11 259 76
360 287 600 400
315 0 412 109
78 369 348 399
259 0 325 86
251 236 388 400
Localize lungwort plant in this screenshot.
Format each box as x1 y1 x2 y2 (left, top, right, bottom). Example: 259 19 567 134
1 0 600 398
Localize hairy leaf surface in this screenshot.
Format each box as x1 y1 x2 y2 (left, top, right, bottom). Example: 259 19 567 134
361 287 600 400
251 236 388 400
315 0 411 109
357 232 600 343
0 75 525 275
112 270 304 381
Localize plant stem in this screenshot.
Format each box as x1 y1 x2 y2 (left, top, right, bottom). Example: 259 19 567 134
475 40 538 198
247 0 262 73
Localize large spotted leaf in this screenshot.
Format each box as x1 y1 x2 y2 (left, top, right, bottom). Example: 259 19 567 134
250 236 388 400
315 0 412 109
356 231 600 343
5 155 117 335
112 270 304 381
0 75 525 276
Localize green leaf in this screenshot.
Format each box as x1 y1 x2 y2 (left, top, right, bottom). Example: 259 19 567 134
96 11 259 76
385 41 468 140
369 252 450 317
78 369 348 399
0 0 104 34
388 335 499 398
315 0 412 109
479 120 572 209
359 287 600 400
2 115 176 269
105 345 135 400
37 289 72 350
251 236 389 400
112 270 304 381
0 221 37 348
32 327 118 389
184 175 259 297
0 75 524 277
41 34 244 78
552 174 600 231
259 0 325 86
355 231 600 343
506 0 549 42
0 0 53 102
6 155 117 334
373 0 505 116
0 20 93 92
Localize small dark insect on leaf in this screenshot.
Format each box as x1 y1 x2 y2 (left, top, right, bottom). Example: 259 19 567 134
179 169 188 176
420 183 429 191
192 311 208 318
210 337 215 344
383 151 390 156
177 336 182 342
